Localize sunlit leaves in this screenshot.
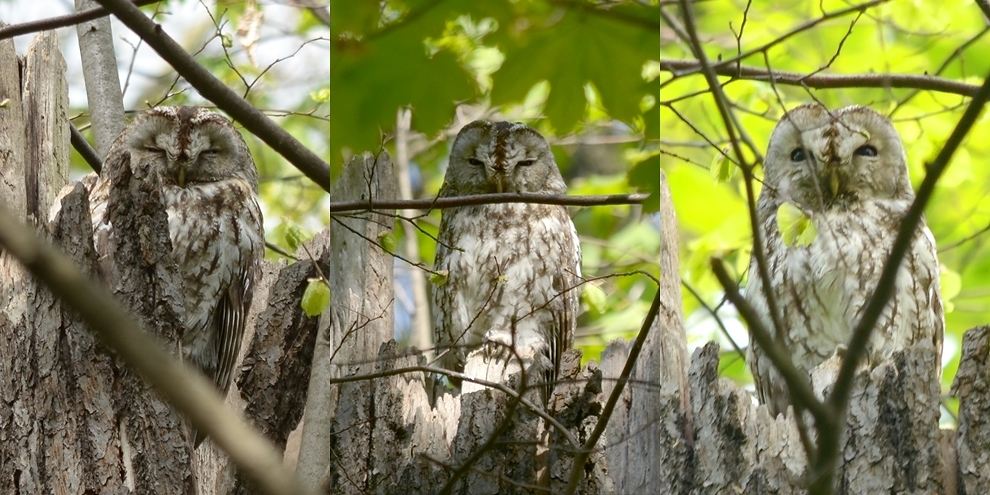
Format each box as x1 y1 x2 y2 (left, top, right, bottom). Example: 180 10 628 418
776 202 817 247
302 279 331 317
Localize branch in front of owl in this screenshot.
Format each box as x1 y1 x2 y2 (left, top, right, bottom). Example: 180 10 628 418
710 258 822 467
563 289 661 495
815 67 990 491
95 0 333 193
328 192 650 214
0 202 315 495
709 258 826 422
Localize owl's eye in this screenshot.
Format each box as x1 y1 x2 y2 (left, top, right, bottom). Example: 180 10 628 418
202 149 220 157
789 148 806 162
855 145 877 157
146 146 164 153
468 158 484 166
518 159 536 167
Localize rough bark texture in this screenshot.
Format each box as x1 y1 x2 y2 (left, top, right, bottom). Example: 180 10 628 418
951 326 990 495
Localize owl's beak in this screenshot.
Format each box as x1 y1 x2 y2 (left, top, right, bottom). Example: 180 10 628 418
828 169 840 197
177 164 186 188
492 170 505 193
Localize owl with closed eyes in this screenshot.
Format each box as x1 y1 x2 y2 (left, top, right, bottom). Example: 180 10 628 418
87 106 265 445
432 120 582 403
745 103 944 416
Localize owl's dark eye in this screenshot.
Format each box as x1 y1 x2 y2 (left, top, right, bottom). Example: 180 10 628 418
789 148 806 162
855 145 877 157
202 149 220 157
146 146 164 153
468 158 484 166
518 159 536 167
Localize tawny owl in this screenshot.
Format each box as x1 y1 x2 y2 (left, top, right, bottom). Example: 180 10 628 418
432 120 582 403
745 103 944 416
87 106 265 444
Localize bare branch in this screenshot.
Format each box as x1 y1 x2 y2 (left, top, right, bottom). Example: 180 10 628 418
329 192 650 214
92 0 332 192
0 0 159 40
564 288 661 495
661 59 982 97
70 123 102 173
0 203 317 495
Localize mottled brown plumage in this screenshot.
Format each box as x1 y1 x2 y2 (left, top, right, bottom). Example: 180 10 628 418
432 121 581 403
88 106 264 445
745 104 943 416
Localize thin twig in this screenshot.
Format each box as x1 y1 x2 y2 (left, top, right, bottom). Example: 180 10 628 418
563 289 661 495
661 59 982 97
330 193 649 214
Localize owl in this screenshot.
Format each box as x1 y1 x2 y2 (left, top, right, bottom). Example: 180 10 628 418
745 103 944 416
87 106 265 445
432 120 582 403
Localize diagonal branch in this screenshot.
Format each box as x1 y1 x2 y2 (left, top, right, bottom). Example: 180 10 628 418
563 288 661 495
0 203 317 495
92 0 332 192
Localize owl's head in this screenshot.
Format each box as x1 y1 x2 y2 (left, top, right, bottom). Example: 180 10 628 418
121 106 258 190
445 120 566 195
763 103 913 211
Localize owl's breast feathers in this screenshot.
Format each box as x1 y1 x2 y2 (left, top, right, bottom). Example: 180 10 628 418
163 180 264 373
432 202 581 372
753 198 943 368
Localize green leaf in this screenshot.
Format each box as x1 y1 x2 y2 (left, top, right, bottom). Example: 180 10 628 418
310 88 330 103
940 264 961 313
378 232 397 252
331 2 480 168
709 149 735 183
301 278 330 317
581 283 608 315
285 223 309 252
430 270 449 287
776 202 817 247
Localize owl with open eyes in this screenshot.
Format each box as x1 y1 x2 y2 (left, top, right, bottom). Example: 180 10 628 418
745 103 944 416
87 106 265 445
432 120 582 403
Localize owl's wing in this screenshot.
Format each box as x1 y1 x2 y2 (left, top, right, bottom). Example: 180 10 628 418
193 265 252 448
212 264 254 397
546 211 582 402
